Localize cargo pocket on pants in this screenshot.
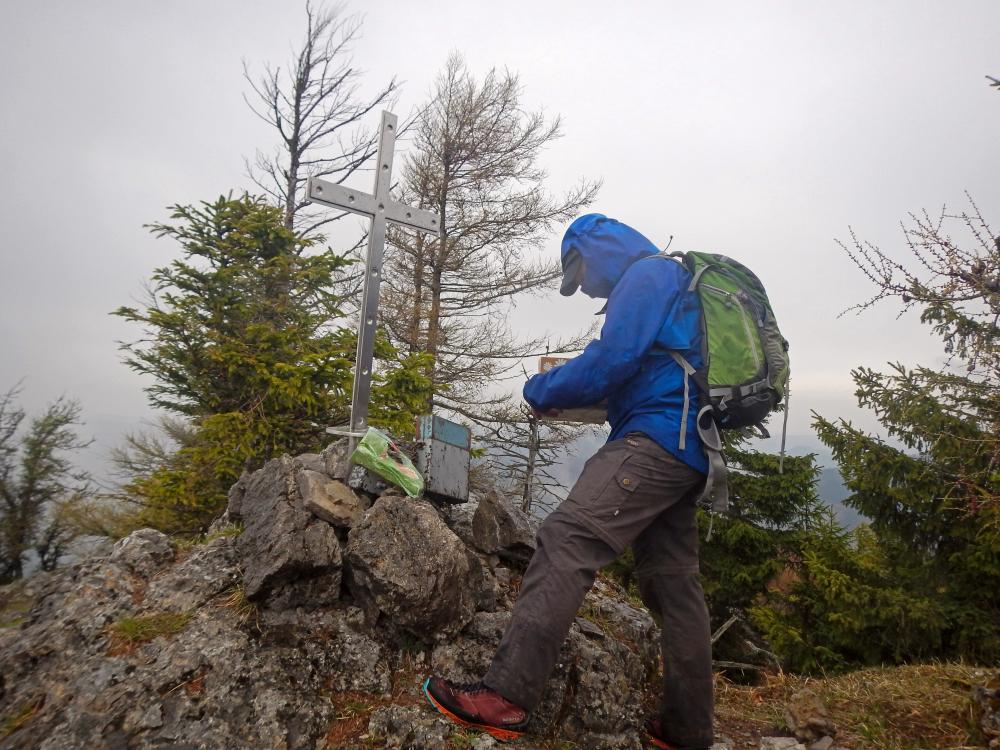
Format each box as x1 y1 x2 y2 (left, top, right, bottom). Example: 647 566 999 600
564 449 642 527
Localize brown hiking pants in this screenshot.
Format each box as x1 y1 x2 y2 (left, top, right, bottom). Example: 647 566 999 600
484 432 715 750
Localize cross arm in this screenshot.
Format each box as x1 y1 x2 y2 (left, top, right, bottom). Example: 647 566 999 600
307 177 440 234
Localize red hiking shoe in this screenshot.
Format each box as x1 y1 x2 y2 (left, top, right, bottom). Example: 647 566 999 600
422 676 529 742
644 717 680 749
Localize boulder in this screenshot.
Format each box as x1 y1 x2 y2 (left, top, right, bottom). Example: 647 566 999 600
230 456 342 605
430 604 652 746
346 494 476 638
972 678 1000 748
784 689 837 743
108 529 175 578
145 536 240 611
322 438 351 479
442 497 479 548
297 469 368 528
760 740 805 750
368 705 452 750
471 489 537 562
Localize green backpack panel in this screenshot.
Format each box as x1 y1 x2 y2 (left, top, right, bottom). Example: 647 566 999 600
673 251 789 431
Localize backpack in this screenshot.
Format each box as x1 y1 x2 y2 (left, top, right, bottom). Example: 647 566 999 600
671 251 789 430
659 251 790 516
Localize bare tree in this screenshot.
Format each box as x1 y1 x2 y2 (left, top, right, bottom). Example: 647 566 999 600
382 53 601 420
477 403 596 516
243 2 399 236
0 386 91 582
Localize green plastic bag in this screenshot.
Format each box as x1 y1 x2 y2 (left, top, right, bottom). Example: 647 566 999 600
350 427 424 498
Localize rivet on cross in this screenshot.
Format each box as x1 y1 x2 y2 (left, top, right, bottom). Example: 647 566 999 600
307 110 439 449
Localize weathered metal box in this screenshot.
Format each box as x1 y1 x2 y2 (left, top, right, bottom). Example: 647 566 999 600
415 415 471 503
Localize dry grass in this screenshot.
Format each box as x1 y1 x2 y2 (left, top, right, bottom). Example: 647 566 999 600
107 611 193 654
218 584 259 631
714 663 994 750
0 696 44 741
320 653 427 749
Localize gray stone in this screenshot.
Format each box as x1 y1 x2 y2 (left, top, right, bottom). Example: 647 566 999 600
322 439 351 479
575 616 606 639
225 470 251 520
108 529 175 578
471 488 537 561
443 497 479 548
583 579 660 667
809 737 835 750
368 705 452 749
430 606 650 743
784 689 837 742
146 536 240 612
347 495 476 638
473 735 501 750
297 469 367 528
232 456 342 604
293 452 326 474
760 739 805 750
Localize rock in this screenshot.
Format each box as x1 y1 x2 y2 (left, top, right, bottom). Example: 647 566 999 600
442 496 479 548
293 451 326 474
760 739 805 750
297 469 367 528
145 536 240 611
576 616 606 639
108 529 175 578
322 439 351 479
225 470 251 520
808 737 835 750
231 456 343 605
713 736 735 750
972 678 1000 746
784 689 837 742
467 553 499 613
583 580 660 667
368 705 452 749
430 605 651 745
346 494 476 638
471 488 537 562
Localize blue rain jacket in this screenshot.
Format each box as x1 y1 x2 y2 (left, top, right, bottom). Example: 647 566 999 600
524 214 708 474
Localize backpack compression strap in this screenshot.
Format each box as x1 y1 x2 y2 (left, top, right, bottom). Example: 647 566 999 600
669 352 696 451
670 352 729 514
696 405 729 514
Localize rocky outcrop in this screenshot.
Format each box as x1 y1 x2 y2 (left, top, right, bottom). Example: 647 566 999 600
471 487 538 562
347 494 478 638
0 442 727 750
229 455 343 608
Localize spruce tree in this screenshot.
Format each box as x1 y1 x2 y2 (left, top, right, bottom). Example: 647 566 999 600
756 200 1000 668
114 195 431 533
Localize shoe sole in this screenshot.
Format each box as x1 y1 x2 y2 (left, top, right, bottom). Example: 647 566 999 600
422 678 526 743
645 737 677 750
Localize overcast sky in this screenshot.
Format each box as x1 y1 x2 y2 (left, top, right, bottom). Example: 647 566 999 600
1 1 998 480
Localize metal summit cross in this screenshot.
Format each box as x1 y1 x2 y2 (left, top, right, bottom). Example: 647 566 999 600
307 110 439 445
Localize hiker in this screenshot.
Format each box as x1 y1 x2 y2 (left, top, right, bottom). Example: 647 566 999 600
425 212 716 750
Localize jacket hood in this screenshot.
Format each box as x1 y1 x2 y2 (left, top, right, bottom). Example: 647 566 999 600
561 213 661 298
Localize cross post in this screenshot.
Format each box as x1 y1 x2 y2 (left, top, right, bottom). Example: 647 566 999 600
307 111 439 451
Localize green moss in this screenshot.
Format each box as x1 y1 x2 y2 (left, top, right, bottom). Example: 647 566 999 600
111 612 193 646
0 592 31 629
